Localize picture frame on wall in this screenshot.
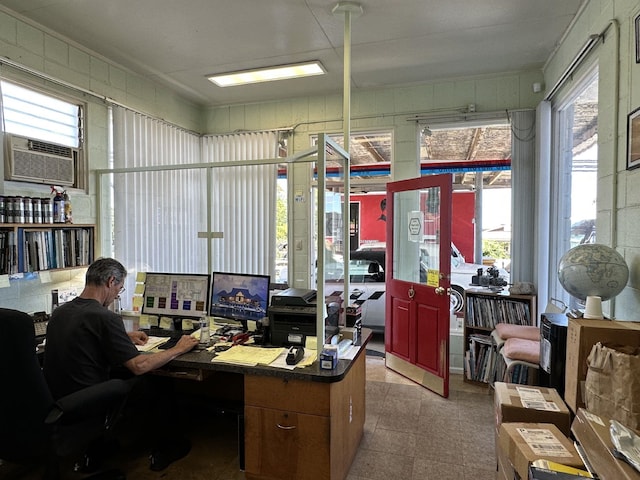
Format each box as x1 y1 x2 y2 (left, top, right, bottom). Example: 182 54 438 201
636 14 640 63
627 106 640 170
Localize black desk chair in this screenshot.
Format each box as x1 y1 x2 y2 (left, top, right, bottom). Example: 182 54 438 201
0 308 131 479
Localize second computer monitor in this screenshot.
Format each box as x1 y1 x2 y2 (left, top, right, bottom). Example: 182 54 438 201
209 272 270 325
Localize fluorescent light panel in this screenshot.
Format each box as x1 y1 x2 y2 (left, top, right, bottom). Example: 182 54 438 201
207 61 325 87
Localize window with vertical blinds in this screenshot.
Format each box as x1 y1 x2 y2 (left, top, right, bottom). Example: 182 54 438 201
110 107 278 307
202 132 278 276
111 107 205 295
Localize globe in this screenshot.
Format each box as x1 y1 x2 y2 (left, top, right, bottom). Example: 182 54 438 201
557 243 629 301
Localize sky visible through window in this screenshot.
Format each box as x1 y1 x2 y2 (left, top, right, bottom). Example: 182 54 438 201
1 80 79 147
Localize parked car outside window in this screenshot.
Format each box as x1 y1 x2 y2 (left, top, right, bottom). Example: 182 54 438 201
323 243 508 333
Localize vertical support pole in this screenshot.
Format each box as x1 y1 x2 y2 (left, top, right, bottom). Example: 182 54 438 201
317 135 327 355
206 164 213 275
333 1 362 326
342 7 351 323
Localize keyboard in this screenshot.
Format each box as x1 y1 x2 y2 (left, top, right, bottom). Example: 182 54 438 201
158 335 181 350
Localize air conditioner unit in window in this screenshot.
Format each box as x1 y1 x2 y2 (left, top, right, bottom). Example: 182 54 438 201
5 134 76 186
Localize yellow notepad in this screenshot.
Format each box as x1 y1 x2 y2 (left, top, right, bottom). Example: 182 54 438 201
212 345 285 366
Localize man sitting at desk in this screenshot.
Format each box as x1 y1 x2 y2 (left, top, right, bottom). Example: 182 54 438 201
43 257 199 472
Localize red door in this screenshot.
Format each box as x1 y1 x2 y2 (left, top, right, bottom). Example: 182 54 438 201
385 174 452 397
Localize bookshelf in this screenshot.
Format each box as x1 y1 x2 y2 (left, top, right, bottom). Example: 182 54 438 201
0 224 94 274
463 288 537 385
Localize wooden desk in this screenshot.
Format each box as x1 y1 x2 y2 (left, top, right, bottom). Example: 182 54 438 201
163 330 371 480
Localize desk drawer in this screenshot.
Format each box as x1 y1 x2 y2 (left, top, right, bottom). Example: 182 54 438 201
244 405 330 480
152 367 204 381
245 376 330 416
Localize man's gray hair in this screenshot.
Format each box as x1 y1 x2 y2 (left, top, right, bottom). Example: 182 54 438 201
85 258 127 286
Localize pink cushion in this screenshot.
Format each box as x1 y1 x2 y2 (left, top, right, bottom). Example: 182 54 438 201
495 323 539 341
502 338 540 364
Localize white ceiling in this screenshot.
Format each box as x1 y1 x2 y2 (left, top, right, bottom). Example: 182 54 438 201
0 0 584 107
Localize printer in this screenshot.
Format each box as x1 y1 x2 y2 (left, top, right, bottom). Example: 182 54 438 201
268 288 340 346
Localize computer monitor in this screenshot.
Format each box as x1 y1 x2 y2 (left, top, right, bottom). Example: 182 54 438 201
141 272 211 319
209 272 270 326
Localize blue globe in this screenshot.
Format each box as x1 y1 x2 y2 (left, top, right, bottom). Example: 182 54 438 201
557 244 629 301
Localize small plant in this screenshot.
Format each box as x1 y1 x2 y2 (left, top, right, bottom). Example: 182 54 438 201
483 240 509 260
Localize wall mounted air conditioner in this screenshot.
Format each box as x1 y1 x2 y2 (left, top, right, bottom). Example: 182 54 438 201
5 134 76 186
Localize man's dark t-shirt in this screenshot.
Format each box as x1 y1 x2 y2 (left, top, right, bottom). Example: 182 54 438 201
44 297 139 399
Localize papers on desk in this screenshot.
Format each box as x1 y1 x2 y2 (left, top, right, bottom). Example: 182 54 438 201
270 349 317 370
209 340 358 368
211 345 285 366
136 336 170 352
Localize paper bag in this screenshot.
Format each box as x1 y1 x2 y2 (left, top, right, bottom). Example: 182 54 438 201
585 342 640 431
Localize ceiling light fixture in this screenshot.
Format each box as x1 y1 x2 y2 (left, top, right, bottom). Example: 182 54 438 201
207 61 326 87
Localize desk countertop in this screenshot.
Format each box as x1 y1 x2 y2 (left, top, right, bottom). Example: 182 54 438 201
165 328 372 383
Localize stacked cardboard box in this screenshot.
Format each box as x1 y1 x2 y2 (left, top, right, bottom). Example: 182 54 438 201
494 382 572 459
564 319 640 413
497 422 584 480
571 408 640 480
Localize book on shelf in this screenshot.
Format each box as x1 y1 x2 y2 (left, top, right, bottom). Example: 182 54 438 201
466 294 532 328
8 226 93 273
465 333 496 383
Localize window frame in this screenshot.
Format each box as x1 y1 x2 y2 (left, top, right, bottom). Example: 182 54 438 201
0 78 87 190
548 66 599 308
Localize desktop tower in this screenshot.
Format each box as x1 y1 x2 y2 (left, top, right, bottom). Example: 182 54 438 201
538 312 569 397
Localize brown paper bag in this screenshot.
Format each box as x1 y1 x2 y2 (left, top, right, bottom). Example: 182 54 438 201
585 342 640 431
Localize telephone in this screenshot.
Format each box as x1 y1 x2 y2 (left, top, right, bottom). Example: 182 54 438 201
31 311 50 338
286 346 304 365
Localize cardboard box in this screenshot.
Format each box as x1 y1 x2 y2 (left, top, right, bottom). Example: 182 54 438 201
571 408 640 480
497 442 515 480
564 319 640 413
495 382 572 436
498 422 584 480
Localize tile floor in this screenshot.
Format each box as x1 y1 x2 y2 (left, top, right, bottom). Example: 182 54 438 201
1 337 496 480
354 356 496 480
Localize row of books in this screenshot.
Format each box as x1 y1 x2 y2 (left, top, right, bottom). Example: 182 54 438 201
465 295 531 329
22 229 93 272
464 333 497 383
0 231 17 275
0 228 93 274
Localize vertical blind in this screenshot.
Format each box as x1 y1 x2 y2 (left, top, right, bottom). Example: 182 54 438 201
110 107 278 305
509 109 536 284
202 132 278 276
112 106 206 291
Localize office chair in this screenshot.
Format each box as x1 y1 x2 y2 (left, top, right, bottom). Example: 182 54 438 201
0 308 131 479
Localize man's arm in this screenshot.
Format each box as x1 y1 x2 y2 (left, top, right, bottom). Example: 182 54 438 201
123 335 199 375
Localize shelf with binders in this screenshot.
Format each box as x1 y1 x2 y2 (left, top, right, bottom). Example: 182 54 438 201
0 224 95 274
463 288 537 386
